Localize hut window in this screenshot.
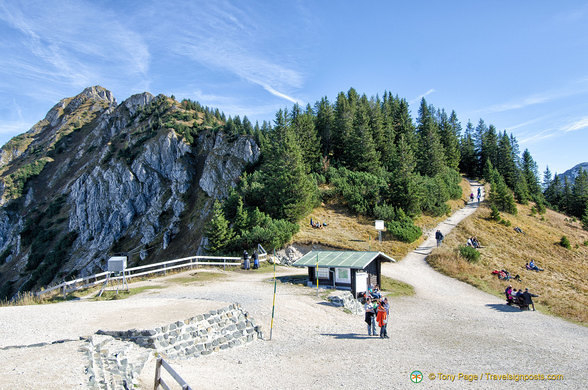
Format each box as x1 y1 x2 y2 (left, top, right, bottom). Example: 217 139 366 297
316 267 329 279
335 268 351 283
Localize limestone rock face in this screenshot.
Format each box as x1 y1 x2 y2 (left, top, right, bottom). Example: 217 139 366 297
199 132 260 199
0 86 259 292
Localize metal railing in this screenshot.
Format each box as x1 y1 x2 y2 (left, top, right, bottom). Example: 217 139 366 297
36 246 268 298
154 357 192 390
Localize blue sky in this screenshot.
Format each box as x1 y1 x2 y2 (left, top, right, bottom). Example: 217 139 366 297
1 1 587 175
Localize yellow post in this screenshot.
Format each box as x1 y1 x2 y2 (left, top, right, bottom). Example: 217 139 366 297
316 253 319 296
270 249 277 340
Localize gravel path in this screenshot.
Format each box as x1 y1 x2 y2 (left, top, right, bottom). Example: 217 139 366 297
1 180 587 389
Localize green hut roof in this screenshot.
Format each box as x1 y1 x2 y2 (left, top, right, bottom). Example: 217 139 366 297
293 251 395 269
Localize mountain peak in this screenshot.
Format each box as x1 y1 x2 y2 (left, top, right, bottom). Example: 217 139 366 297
79 85 116 104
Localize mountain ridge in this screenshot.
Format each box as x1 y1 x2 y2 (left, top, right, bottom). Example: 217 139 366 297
0 86 259 298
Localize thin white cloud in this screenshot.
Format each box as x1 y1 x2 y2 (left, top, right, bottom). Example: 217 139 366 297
0 1 150 92
561 117 588 132
160 1 304 105
519 128 559 144
410 89 436 104
477 79 588 114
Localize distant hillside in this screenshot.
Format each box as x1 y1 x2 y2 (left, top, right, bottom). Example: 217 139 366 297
557 162 588 183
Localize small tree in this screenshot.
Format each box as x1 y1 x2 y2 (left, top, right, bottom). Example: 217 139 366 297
205 201 234 254
559 235 571 249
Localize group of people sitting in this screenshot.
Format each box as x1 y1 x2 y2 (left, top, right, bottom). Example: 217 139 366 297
309 218 327 229
492 269 521 282
505 285 538 311
525 260 544 272
466 236 483 248
364 295 389 338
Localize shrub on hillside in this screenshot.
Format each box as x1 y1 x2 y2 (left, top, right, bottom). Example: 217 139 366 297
490 204 501 222
384 209 422 243
459 245 480 263
329 167 386 216
559 235 571 249
499 219 511 227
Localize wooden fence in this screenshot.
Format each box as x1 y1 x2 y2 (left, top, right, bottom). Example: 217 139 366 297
36 245 268 298
154 357 192 390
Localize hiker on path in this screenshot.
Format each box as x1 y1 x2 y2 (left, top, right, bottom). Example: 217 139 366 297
522 288 539 311
435 230 444 247
364 297 376 336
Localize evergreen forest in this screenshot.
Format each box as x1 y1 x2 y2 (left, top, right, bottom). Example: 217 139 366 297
201 88 588 253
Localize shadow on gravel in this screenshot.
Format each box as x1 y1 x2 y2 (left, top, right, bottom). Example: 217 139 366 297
485 303 523 313
320 333 376 340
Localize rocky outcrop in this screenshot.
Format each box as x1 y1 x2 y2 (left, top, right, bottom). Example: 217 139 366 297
0 86 260 294
199 132 260 198
68 131 191 255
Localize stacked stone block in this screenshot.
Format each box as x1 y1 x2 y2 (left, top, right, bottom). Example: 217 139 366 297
97 303 263 360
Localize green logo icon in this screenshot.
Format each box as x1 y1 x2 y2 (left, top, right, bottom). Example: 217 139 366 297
410 371 423 383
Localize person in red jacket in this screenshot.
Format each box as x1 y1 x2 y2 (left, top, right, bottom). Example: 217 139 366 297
376 301 389 339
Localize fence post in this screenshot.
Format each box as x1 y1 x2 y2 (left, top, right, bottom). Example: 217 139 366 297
154 357 162 390
62 285 66 299
223 258 226 271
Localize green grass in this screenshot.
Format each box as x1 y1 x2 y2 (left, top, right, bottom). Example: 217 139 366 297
380 276 415 297
92 285 163 301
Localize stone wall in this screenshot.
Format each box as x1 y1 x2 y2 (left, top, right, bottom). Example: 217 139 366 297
82 303 263 389
96 303 263 360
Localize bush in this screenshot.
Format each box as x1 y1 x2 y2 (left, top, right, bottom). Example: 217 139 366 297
373 204 397 221
329 167 386 216
386 219 422 243
490 204 501 222
499 219 511 227
560 236 571 249
459 245 480 263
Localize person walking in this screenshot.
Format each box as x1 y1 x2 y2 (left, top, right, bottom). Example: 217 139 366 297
435 230 444 247
376 301 389 339
364 297 376 336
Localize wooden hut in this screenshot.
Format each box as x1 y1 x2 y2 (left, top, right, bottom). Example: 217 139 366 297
293 251 396 296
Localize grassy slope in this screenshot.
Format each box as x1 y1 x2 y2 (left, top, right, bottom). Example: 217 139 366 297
293 178 471 260
427 200 588 326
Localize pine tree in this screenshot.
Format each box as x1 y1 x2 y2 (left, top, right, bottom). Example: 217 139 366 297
474 119 488 176
205 201 234 254
416 98 445 177
582 202 588 231
261 110 318 222
291 103 321 173
542 166 552 192
459 121 477 177
348 95 380 173
388 133 420 215
521 149 541 198
233 196 249 235
314 96 334 158
496 132 517 189
571 168 588 218
333 91 355 164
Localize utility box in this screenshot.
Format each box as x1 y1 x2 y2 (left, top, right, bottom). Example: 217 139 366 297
108 256 127 272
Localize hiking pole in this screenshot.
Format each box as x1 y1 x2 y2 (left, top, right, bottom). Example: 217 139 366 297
270 248 277 341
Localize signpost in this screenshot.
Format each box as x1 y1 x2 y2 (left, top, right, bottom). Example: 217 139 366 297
375 220 385 244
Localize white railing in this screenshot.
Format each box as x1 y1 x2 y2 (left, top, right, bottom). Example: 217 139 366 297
36 247 268 298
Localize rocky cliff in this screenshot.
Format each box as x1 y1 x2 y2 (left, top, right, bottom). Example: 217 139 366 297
0 86 259 298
